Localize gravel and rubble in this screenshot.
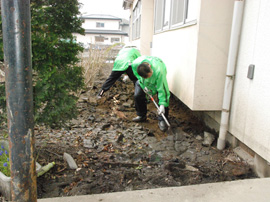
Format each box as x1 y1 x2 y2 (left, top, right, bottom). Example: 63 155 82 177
33 70 257 199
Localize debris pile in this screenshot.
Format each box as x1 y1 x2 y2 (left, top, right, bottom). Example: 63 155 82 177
34 71 256 198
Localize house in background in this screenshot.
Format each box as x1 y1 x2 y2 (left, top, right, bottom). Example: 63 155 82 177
73 14 129 48
123 0 270 177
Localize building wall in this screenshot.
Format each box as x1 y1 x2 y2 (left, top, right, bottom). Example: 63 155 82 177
194 0 234 110
152 26 198 108
140 0 154 55
152 0 235 110
229 0 270 163
128 0 154 55
82 19 120 30
74 16 129 47
73 33 125 47
121 25 129 34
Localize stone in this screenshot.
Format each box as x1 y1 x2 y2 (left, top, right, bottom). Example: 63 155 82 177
123 102 132 108
185 165 200 172
63 152 78 169
202 131 215 147
232 166 250 176
164 160 186 171
88 97 98 105
120 95 128 101
180 148 197 161
88 115 95 122
174 141 188 153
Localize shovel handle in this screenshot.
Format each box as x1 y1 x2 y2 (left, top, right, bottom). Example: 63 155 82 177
146 92 171 127
161 113 171 127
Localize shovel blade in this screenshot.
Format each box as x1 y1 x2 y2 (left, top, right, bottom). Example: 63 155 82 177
166 126 175 136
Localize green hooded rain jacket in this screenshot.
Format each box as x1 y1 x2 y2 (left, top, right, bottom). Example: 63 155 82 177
132 56 170 107
112 48 141 71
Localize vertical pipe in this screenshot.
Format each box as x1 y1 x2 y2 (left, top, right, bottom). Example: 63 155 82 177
1 0 37 201
217 0 244 150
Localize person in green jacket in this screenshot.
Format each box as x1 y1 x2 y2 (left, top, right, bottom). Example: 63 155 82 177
132 56 170 132
97 45 141 98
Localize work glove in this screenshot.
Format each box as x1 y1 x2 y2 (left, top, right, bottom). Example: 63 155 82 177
158 105 165 115
144 87 151 94
122 75 129 83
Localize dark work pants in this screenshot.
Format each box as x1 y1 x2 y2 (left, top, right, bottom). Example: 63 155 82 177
101 65 137 92
134 80 169 121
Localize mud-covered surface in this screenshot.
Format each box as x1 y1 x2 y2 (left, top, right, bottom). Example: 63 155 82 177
33 68 257 199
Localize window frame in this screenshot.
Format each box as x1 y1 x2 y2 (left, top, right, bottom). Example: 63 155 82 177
95 35 105 42
111 37 120 43
154 0 197 34
162 0 172 30
132 0 141 40
96 22 105 28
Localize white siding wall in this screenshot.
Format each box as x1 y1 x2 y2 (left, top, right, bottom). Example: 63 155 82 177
128 0 154 55
140 0 154 55
195 0 234 110
152 26 198 107
229 0 270 162
73 33 124 46
82 19 120 30
152 0 235 110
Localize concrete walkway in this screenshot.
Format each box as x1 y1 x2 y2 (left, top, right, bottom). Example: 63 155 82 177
39 178 270 202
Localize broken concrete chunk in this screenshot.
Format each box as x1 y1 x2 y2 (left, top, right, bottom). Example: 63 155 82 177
196 135 203 141
185 165 200 172
88 97 97 105
202 131 215 147
63 152 78 169
122 102 132 108
174 141 188 153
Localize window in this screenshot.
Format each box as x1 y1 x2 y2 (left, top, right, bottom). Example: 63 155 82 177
111 38 120 43
154 0 163 32
163 0 171 29
132 0 141 40
171 0 185 27
154 0 197 33
95 36 104 42
96 22 105 28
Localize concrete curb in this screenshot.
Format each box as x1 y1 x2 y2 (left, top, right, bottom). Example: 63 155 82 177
38 178 270 202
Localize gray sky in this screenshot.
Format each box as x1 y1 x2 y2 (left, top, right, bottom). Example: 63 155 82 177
78 0 130 19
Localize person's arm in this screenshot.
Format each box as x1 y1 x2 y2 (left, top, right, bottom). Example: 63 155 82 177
156 71 170 107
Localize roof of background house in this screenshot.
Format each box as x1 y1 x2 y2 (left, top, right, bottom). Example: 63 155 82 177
81 14 122 21
84 29 128 36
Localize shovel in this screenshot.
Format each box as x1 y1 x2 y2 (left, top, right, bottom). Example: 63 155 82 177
143 87 174 134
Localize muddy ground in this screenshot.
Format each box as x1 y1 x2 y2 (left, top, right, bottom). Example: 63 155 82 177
33 67 257 199
0 65 257 200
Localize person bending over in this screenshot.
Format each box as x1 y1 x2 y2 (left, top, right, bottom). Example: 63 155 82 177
97 45 141 98
132 56 170 132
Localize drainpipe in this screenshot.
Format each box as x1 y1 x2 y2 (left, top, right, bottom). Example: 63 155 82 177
217 0 244 150
1 0 37 201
